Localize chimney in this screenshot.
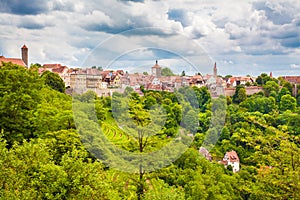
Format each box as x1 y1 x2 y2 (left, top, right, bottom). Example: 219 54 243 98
21 44 28 67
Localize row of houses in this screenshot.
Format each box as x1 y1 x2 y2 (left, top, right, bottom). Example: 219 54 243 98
37 60 260 96
2 45 287 97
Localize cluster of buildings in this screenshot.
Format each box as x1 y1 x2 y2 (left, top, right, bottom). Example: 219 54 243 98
1 45 299 97
36 60 259 97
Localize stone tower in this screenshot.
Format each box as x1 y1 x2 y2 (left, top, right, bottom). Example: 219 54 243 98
213 62 217 78
21 44 28 67
152 60 162 78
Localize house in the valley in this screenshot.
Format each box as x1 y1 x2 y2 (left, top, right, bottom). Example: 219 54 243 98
220 150 240 173
199 147 212 161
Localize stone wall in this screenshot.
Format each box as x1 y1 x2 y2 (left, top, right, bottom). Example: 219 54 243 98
224 86 263 96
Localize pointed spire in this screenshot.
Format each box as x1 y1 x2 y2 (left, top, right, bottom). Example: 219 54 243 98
156 60 158 65
213 62 217 77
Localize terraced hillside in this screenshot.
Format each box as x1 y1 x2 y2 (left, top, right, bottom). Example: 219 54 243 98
101 117 135 150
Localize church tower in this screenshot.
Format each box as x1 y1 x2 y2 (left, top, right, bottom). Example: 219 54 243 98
213 62 217 78
152 60 162 78
21 44 28 67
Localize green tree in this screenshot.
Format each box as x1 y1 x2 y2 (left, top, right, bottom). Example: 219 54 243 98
263 81 279 97
278 87 291 102
233 86 247 103
256 73 275 85
280 94 297 111
41 70 65 93
240 96 276 114
181 70 186 76
161 67 175 76
0 62 41 146
30 63 42 68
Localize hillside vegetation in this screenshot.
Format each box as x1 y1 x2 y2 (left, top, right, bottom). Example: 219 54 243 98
0 63 299 199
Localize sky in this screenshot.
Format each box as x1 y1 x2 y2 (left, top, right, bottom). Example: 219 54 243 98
0 0 300 76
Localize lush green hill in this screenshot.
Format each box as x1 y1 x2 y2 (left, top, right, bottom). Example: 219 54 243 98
0 63 299 199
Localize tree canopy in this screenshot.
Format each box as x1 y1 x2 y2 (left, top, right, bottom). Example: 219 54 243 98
41 70 65 93
0 64 299 199
161 67 175 76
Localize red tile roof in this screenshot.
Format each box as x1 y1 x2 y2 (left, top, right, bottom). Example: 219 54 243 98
152 60 161 69
52 66 68 74
43 64 62 68
0 56 26 67
225 150 239 163
281 76 300 84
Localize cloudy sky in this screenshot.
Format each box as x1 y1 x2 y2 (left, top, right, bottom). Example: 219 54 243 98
0 0 300 76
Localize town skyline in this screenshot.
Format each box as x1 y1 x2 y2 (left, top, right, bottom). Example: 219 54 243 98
0 43 293 78
0 1 300 77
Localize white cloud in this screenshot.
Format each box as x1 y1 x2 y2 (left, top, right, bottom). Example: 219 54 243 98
0 0 300 76
291 64 300 68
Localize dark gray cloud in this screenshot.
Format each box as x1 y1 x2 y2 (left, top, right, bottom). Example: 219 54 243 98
83 23 135 34
82 20 177 36
270 31 299 39
17 22 46 30
0 0 50 15
253 2 294 25
51 1 76 12
1 0 300 76
168 9 190 27
281 37 300 48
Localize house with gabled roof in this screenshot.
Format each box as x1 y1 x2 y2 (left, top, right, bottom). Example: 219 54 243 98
220 150 240 173
41 63 71 87
0 45 28 68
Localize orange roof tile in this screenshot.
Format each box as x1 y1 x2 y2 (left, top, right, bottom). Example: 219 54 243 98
52 66 68 74
0 56 26 67
43 64 62 68
282 76 300 84
225 150 239 163
152 60 161 69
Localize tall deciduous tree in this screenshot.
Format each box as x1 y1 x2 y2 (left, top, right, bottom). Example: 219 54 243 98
263 81 279 97
161 67 175 76
280 94 297 111
0 62 41 145
233 86 247 103
41 70 65 93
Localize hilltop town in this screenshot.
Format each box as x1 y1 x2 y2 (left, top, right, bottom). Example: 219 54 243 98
1 44 300 198
1 45 299 98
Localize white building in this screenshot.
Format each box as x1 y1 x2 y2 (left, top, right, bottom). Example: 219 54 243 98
221 150 240 173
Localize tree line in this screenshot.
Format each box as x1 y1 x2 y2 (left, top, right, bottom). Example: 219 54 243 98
0 62 299 199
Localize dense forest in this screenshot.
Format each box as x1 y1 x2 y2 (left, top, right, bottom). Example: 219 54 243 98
0 62 299 199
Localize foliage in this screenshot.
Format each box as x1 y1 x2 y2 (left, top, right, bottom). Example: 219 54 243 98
233 85 247 103
0 62 41 146
41 70 65 93
280 94 297 111
263 81 279 97
161 67 175 76
0 65 300 199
